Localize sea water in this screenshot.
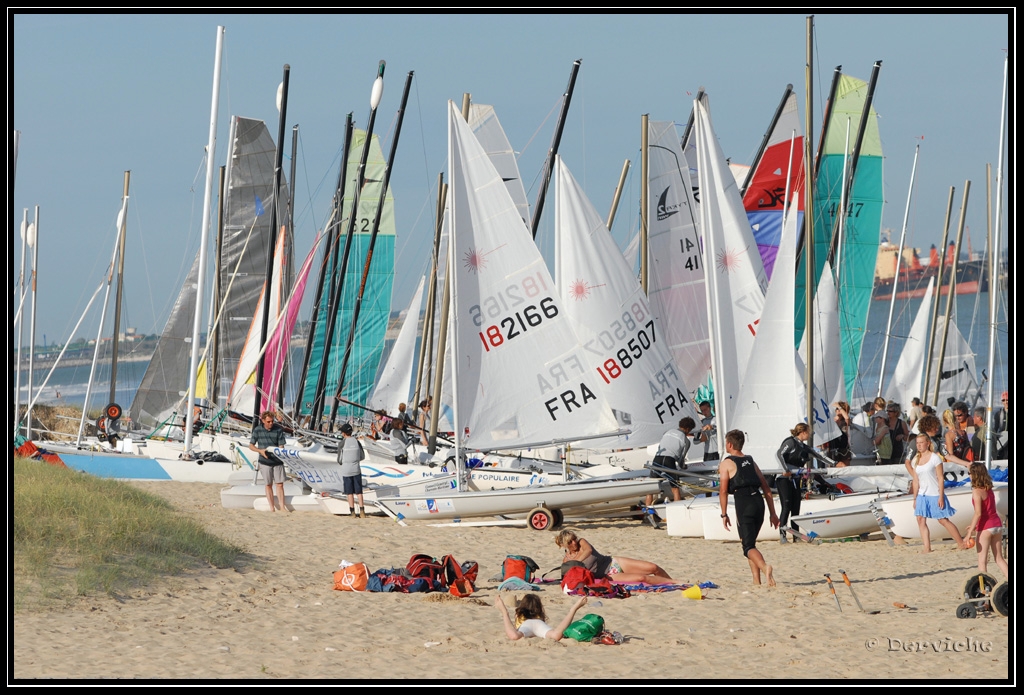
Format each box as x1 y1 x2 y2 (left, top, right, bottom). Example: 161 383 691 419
16 293 1008 414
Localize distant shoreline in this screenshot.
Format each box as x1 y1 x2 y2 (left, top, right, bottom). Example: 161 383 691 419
15 352 154 371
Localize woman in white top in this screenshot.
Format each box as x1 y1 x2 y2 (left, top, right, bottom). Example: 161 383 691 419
909 434 966 553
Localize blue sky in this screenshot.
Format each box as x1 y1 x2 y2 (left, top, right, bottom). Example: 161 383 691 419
11 12 1011 345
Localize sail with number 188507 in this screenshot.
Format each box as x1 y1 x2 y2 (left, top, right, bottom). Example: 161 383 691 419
555 155 697 449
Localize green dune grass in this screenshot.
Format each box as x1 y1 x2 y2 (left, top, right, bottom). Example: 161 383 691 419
13 457 246 609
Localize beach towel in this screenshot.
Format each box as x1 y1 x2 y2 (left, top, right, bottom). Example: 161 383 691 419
498 577 540 592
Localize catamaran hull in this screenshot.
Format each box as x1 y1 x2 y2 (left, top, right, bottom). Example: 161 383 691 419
57 451 237 483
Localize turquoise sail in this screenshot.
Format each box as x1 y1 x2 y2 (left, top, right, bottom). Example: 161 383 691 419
298 129 394 418
797 74 883 394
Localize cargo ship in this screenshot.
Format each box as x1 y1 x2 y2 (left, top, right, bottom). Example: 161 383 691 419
873 241 988 301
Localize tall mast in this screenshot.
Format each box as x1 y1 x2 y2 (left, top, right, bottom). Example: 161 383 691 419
413 174 445 409
923 187 955 399
932 182 971 407
740 84 794 198
640 114 649 292
108 170 130 405
209 165 226 407
530 59 581 240
281 124 299 410
877 144 920 395
302 115 354 423
606 159 630 230
183 25 224 455
984 54 1007 468
429 95 467 455
253 63 290 422
803 15 815 434
77 192 127 445
330 69 413 426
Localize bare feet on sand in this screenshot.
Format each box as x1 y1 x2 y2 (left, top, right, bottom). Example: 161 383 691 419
765 565 776 587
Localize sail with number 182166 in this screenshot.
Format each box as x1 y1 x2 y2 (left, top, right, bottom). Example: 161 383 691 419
447 101 619 452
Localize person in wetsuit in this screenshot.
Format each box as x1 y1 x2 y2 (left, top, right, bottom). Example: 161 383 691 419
719 429 779 586
775 423 834 543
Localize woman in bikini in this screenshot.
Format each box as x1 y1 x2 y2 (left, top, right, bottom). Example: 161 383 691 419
554 529 675 584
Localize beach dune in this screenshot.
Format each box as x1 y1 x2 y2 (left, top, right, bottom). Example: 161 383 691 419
13 481 1009 680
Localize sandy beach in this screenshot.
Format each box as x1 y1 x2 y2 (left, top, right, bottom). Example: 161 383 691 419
14 481 1010 681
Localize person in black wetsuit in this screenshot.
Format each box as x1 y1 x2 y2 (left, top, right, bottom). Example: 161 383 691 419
719 429 779 586
775 423 834 543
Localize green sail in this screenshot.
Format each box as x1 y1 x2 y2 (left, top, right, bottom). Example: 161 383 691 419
797 74 883 394
298 129 395 418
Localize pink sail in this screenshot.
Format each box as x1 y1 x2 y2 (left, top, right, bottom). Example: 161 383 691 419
261 229 322 411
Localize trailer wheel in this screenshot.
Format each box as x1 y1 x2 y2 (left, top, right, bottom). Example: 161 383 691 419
105 402 123 420
963 573 997 600
527 507 555 531
956 602 977 619
552 509 564 528
993 582 1010 617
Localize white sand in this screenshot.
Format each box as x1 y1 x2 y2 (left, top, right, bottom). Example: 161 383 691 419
13 481 1010 680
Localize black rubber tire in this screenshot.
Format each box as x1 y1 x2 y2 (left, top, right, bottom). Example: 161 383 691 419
527 507 554 531
552 509 564 528
105 402 123 420
956 602 977 619
964 573 997 600
993 582 1010 617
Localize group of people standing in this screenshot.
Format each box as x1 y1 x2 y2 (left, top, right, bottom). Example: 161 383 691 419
850 394 1009 467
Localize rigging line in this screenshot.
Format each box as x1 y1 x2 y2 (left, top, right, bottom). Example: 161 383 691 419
519 96 562 197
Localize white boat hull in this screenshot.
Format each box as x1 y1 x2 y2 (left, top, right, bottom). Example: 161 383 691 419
220 480 311 509
879 484 1009 541
374 476 660 522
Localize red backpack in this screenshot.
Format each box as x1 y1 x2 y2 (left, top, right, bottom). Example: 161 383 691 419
407 553 443 587
440 554 476 597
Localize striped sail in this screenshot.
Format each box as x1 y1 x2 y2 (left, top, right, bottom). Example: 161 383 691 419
799 74 884 393
298 129 394 418
742 91 805 280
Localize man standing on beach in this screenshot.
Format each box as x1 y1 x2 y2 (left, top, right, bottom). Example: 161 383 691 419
719 429 778 586
696 401 719 462
645 416 696 506
249 411 289 512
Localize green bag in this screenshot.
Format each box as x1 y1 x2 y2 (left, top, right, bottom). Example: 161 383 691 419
562 613 604 642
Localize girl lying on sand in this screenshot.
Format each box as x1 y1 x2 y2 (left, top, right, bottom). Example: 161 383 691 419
496 594 588 641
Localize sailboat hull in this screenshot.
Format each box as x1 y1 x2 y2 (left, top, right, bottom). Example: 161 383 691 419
374 476 659 522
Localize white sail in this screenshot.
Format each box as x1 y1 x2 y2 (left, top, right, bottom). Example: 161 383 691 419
368 274 425 415
694 99 769 432
555 156 697 448
884 278 981 409
447 101 618 450
885 277 934 407
929 317 981 408
645 120 710 392
731 201 804 471
800 259 848 410
469 103 530 226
